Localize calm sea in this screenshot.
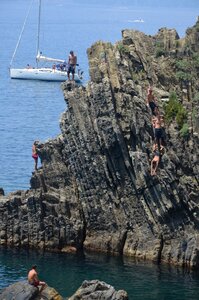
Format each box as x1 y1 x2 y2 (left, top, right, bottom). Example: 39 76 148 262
0 0 199 298
1 247 199 299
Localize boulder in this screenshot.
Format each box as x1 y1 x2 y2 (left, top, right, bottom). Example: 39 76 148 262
0 281 63 300
0 281 38 300
68 280 128 300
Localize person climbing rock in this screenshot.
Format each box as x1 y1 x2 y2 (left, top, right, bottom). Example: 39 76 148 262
159 114 167 147
32 140 39 171
153 116 164 150
28 265 46 292
146 87 159 116
150 144 161 176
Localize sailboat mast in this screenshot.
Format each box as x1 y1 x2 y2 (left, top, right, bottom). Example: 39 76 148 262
10 0 34 68
36 0 42 67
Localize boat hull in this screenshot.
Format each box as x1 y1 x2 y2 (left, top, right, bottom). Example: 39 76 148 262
10 68 82 82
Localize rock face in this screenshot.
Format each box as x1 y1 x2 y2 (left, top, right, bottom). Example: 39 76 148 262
0 281 63 300
0 280 128 300
68 280 128 300
0 20 199 268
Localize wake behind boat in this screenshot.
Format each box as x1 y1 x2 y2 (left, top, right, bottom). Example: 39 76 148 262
9 0 83 82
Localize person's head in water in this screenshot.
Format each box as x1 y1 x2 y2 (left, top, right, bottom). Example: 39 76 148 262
70 50 74 55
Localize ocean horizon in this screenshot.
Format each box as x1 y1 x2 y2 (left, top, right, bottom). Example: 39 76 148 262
1 0 199 298
1 0 199 193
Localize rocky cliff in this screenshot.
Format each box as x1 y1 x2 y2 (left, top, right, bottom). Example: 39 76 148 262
0 19 199 268
0 280 128 300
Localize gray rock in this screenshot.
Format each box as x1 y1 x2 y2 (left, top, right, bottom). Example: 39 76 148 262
68 280 128 300
0 19 199 269
0 281 38 300
0 281 63 300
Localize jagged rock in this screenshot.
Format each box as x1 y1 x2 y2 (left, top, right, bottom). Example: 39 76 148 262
0 188 4 196
68 280 128 300
0 281 63 300
0 281 38 300
0 280 128 300
36 285 63 300
0 20 199 268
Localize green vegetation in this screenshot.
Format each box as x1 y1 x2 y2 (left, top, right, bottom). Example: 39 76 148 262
116 43 130 54
175 59 190 70
179 123 189 138
176 71 192 82
164 92 187 129
175 59 193 82
193 53 199 68
155 40 166 57
176 106 187 128
192 108 197 122
155 47 165 57
193 92 199 102
175 54 199 84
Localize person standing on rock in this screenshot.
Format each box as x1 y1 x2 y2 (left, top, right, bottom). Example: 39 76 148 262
32 141 39 171
67 50 77 81
28 265 46 292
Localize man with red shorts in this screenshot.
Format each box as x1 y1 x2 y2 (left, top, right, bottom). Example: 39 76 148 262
32 141 39 171
28 265 46 292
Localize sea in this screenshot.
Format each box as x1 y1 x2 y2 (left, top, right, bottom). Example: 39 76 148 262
0 0 199 298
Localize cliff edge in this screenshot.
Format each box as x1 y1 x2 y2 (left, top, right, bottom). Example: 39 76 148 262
0 19 199 268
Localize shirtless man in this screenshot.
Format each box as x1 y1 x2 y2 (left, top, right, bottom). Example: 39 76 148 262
67 50 77 81
28 265 46 292
151 144 160 176
146 87 159 116
153 116 163 150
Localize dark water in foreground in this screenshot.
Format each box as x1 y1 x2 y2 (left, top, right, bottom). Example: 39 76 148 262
0 247 199 299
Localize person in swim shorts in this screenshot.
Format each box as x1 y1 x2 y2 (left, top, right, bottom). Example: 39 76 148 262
32 141 39 171
146 87 159 116
67 50 77 81
151 144 161 176
28 265 46 292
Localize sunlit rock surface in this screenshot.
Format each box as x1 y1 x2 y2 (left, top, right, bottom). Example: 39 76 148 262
0 19 199 268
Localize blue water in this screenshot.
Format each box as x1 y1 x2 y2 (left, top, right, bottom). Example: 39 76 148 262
0 247 199 299
1 0 199 298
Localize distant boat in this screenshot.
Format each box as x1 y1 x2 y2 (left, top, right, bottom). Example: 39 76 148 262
9 0 83 82
128 19 145 23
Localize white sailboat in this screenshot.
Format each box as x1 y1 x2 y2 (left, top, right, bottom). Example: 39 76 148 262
9 0 83 82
